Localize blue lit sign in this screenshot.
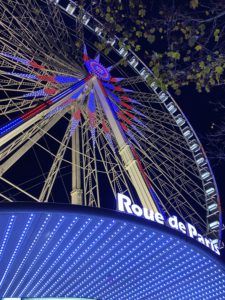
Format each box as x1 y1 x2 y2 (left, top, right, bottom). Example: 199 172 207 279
117 193 220 255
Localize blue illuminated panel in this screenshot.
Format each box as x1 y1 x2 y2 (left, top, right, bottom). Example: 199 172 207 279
0 204 224 299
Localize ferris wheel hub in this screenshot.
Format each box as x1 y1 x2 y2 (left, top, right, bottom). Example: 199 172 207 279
85 60 111 81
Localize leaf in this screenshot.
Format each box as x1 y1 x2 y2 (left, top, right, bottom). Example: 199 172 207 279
205 86 210 93
147 34 155 44
190 0 199 9
199 61 205 69
104 48 111 56
195 45 202 51
152 63 160 77
214 29 220 36
205 66 210 74
209 78 215 85
120 59 128 67
215 66 223 83
139 8 146 17
116 24 123 32
167 51 180 60
215 66 223 75
214 29 220 42
33 8 40 15
168 63 174 69
187 74 193 80
106 13 113 23
198 24 206 32
135 44 141 52
136 31 142 38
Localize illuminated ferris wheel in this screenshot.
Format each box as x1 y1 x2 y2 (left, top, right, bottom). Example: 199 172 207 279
0 0 222 245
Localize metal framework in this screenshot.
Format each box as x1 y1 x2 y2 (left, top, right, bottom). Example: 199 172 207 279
0 0 222 245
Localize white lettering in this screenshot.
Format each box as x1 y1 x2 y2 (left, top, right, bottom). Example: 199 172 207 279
187 223 198 238
204 237 211 248
116 193 220 255
197 233 205 245
214 243 220 256
178 222 186 234
167 215 178 230
131 204 143 217
117 193 132 214
155 212 164 225
143 207 155 221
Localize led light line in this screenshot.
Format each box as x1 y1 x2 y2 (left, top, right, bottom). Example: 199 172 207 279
3 214 51 296
33 218 93 296
0 76 91 137
25 218 79 296
0 214 34 288
60 225 151 296
11 216 65 296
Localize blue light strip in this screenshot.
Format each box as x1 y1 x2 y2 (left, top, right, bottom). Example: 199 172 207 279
55 75 79 84
11 216 65 295
21 217 79 296
0 205 224 299
2 214 51 296
105 89 120 103
0 78 86 137
88 91 96 113
0 214 34 288
22 89 49 98
29 218 92 296
43 218 106 297
0 216 15 260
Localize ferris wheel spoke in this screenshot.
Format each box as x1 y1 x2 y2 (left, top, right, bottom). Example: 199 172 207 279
0 78 88 146
0 192 13 203
39 118 71 202
71 120 82 205
93 78 159 212
0 176 40 202
0 101 39 117
0 110 66 175
132 127 199 178
0 1 61 58
45 0 85 65
97 133 136 203
81 119 100 207
128 131 206 217
95 102 135 199
129 121 196 171
138 146 204 206
0 10 83 78
118 75 146 86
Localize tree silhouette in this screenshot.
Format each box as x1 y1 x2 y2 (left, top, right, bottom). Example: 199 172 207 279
79 0 225 95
